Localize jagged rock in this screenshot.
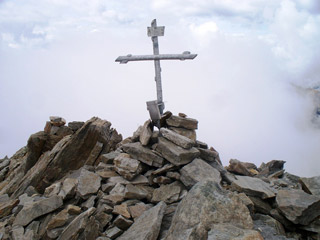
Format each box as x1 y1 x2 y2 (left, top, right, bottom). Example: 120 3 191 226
195 140 208 149
117 201 167 240
122 142 164 167
44 181 61 197
113 203 131 218
0 158 10 171
156 137 199 166
58 177 78 199
68 121 84 131
82 195 97 210
114 215 133 230
77 168 101 197
105 226 123 239
11 117 120 197
276 189 320 225
237 193 254 214
124 184 148 200
158 203 178 240
180 158 221 189
140 120 153 146
164 181 253 240
85 141 104 165
57 207 96 240
166 171 180 180
14 195 63 227
128 202 152 219
114 153 143 180
47 208 70 230
107 175 149 186
97 169 118 179
227 159 254 176
253 214 287 240
259 160 286 176
160 128 194 149
300 175 320 196
207 224 263 240
153 176 172 185
95 211 113 229
300 216 320 234
50 116 66 127
198 148 220 164
11 226 24 240
230 175 276 199
0 199 19 218
166 115 198 130
152 181 183 204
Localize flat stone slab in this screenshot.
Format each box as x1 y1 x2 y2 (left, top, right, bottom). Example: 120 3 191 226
122 142 164 167
114 153 143 180
300 175 320 196
117 201 167 240
160 128 194 149
139 120 152 146
156 137 199 166
276 189 320 225
231 175 276 199
180 158 221 189
14 195 63 226
166 115 198 130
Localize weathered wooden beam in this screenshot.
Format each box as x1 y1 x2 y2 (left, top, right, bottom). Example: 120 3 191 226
115 53 197 64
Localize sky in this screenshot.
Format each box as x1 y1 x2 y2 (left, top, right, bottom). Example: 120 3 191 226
0 0 320 177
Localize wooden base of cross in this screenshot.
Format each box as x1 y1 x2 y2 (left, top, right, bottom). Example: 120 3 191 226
116 19 197 126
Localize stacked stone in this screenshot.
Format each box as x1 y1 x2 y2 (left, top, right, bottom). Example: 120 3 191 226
0 112 319 239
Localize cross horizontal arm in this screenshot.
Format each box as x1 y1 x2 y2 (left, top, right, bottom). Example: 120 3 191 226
115 53 197 64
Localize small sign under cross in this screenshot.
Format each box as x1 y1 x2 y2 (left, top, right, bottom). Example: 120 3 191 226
115 19 197 124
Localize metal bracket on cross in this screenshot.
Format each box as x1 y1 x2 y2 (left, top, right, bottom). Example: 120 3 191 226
115 19 197 125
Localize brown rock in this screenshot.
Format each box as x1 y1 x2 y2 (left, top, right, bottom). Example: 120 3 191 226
47 209 70 230
227 159 254 176
114 215 133 230
160 128 195 149
169 127 196 141
152 181 183 204
208 224 264 240
113 203 131 219
114 153 143 180
128 203 152 219
0 199 19 218
300 175 320 196
140 120 153 146
50 116 66 127
85 141 103 165
166 115 198 130
77 169 101 197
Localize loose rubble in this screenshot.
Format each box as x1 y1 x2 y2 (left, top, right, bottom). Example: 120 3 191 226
0 112 319 239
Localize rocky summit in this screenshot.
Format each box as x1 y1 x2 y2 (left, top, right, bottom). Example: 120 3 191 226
0 112 319 240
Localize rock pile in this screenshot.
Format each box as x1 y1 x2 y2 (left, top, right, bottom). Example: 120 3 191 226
0 112 319 240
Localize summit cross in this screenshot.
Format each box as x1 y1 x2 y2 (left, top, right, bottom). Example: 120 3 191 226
115 19 197 123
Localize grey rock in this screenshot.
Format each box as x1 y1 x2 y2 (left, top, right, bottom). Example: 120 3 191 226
81 195 97 210
231 175 276 199
58 178 78 200
164 181 253 240
11 226 24 240
276 189 320 225
249 196 272 215
166 115 198 130
227 159 254 176
114 153 143 180
151 163 175 176
44 182 62 197
300 175 320 196
122 142 164 167
77 168 101 197
107 175 149 186
160 128 195 149
99 151 121 164
152 181 183 204
50 116 66 127
58 207 96 240
105 226 123 239
253 214 287 240
180 158 221 189
207 224 263 240
140 120 153 146
14 195 63 227
156 137 199 166
299 216 320 234
117 201 167 240
259 160 286 177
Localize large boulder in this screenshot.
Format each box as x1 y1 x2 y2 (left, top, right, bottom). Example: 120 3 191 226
164 180 253 240
276 189 320 225
299 175 320 196
11 117 120 197
117 201 167 240
166 115 198 130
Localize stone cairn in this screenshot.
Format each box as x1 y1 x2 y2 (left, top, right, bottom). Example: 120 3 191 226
0 112 320 240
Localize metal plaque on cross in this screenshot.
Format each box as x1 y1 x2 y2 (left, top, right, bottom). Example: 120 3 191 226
115 19 197 125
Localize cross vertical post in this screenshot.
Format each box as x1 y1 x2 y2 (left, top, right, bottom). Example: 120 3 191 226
151 19 164 115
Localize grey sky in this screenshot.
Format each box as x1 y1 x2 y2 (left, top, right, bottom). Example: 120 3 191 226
0 0 319 177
